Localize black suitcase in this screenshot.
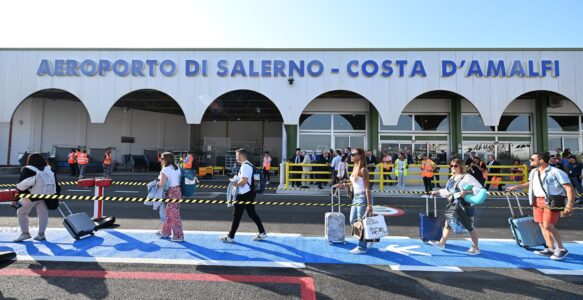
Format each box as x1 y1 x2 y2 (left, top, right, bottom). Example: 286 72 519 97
58 201 96 240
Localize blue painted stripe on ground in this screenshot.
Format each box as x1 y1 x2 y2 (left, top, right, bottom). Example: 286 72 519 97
0 228 582 271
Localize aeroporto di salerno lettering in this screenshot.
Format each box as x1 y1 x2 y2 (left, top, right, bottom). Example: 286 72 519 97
36 58 561 78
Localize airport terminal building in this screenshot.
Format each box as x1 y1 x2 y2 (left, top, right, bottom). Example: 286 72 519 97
1 49 583 170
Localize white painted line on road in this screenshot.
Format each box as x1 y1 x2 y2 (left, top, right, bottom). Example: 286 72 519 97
14 255 306 269
67 189 92 193
465 238 515 242
537 269 583 276
97 228 303 237
390 265 463 272
380 236 411 240
575 241 583 244
114 191 139 193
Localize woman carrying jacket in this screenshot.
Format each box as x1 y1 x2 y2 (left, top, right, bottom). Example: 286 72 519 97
430 158 483 255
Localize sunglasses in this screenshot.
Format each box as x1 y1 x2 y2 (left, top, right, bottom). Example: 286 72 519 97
351 152 359 156
529 158 537 161
450 164 459 168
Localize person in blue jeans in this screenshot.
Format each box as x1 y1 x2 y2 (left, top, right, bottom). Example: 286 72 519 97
565 155 583 204
336 147 374 254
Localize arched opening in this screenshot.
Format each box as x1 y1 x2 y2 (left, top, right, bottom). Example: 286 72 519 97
298 90 375 154
199 90 283 172
502 91 582 158
5 89 91 167
379 90 480 164
102 89 189 172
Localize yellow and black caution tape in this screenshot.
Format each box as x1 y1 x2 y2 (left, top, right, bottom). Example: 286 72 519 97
12 193 583 211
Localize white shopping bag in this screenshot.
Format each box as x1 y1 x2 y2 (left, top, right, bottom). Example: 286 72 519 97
363 215 388 240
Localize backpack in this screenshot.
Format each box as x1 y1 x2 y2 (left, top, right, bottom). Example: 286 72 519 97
180 169 197 197
243 161 265 194
25 166 58 210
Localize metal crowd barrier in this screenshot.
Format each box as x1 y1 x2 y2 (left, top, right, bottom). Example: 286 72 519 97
285 162 529 190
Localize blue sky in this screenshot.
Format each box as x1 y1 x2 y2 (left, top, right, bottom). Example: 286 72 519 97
0 0 582 48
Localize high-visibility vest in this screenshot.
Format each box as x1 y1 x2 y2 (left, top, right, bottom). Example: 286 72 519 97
103 153 112 166
263 156 272 171
480 162 488 179
421 159 436 178
77 153 89 165
491 176 502 187
68 153 76 164
395 160 408 177
183 155 193 169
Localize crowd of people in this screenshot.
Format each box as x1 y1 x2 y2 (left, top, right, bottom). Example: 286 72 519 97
6 147 577 260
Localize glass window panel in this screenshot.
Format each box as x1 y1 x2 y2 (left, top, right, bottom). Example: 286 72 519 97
564 137 579 153
349 136 365 148
380 115 413 131
548 116 579 132
380 143 400 154
462 115 495 132
498 115 531 132
413 143 428 163
299 114 331 130
511 144 531 163
548 137 562 153
334 114 366 131
414 115 449 131
299 134 331 151
334 136 350 150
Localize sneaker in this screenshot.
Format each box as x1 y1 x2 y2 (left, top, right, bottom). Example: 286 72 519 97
534 248 555 257
467 247 481 255
33 234 46 241
171 236 184 242
253 233 267 241
220 236 234 243
428 240 445 250
13 233 31 242
155 231 170 238
551 248 569 261
350 247 367 254
266 181 270 185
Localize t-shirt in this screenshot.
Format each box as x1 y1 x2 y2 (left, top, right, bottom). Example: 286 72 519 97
237 160 254 194
161 166 182 188
567 162 583 178
532 170 547 197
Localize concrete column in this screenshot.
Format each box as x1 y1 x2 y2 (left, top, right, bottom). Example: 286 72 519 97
450 95 463 157
285 124 297 159
368 103 379 154
535 94 549 153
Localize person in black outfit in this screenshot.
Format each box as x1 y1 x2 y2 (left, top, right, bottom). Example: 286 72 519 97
366 150 377 189
290 149 304 187
468 156 486 187
221 149 266 243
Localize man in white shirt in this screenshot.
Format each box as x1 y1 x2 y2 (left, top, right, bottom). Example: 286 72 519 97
220 149 267 243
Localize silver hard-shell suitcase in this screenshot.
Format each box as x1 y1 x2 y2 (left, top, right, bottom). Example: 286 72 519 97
58 201 96 240
325 187 346 244
506 194 546 249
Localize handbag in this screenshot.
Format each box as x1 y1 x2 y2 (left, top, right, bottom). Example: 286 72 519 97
363 214 388 240
537 169 566 212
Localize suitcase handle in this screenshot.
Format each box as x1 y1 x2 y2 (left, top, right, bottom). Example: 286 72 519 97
330 187 341 212
506 193 525 217
57 201 74 218
425 195 438 216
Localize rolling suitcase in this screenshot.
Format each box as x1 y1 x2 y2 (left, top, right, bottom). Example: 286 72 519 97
506 194 546 249
419 195 443 243
325 187 346 244
58 201 96 240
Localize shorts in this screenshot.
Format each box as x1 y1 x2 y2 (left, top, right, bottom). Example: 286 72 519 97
533 197 560 225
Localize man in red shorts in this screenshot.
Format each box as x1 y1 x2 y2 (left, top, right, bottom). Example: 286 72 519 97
507 152 574 260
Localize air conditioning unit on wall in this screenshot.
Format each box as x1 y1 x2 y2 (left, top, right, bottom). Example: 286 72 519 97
548 95 563 108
